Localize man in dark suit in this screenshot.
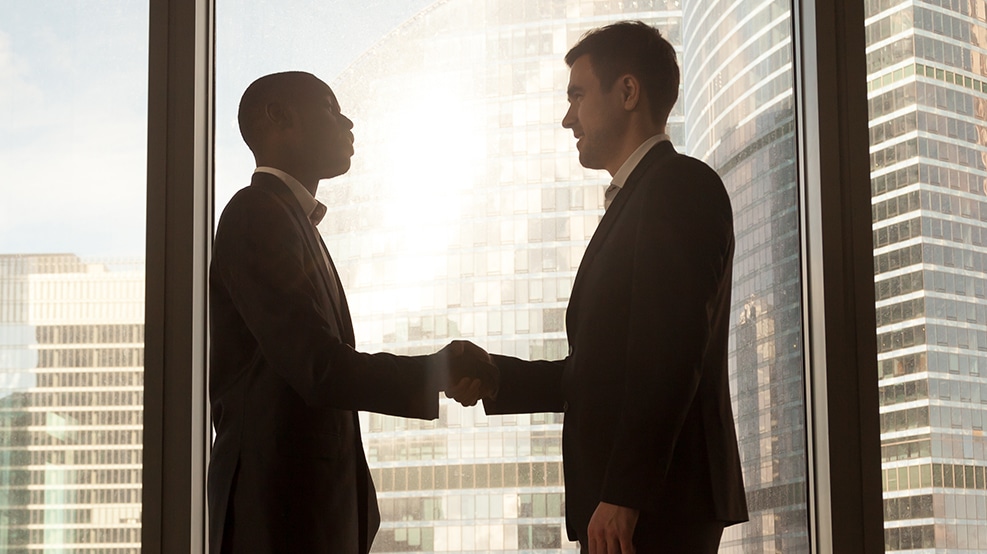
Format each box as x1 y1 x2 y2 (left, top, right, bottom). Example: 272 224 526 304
208 71 495 554
449 22 749 553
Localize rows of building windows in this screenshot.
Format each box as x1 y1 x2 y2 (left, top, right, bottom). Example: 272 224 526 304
875 228 987 274
884 493 934 521
882 437 930 461
872 162 986 197
36 370 143 388
875 270 923 302
368 432 562 463
27 487 141 505
866 0 910 18
914 34 975 74
369 461 563 492
875 295 924 326
922 215 987 247
925 321 987 350
873 216 921 248
878 351 927 378
885 524 935 552
926 295 987 324
881 405 930 433
36 325 144 345
37 348 144 369
867 36 913 75
877 323 926 353
871 109 987 153
31 390 143 408
869 79 987 123
28 448 141 465
913 5 979 44
25 409 142 427
930 403 987 429
879 376 930 406
14 429 142 447
371 523 563 552
25 528 139 547
866 8 914 46
873 135 987 173
884 462 987 493
24 468 141 486
377 492 565 522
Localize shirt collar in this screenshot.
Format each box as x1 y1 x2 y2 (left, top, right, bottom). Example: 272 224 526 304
254 166 328 225
609 133 671 189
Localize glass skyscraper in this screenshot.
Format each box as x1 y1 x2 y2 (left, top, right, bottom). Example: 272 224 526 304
681 0 806 551
0 254 144 553
866 0 987 550
322 0 804 552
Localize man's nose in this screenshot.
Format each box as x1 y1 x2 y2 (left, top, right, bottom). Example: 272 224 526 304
561 105 575 129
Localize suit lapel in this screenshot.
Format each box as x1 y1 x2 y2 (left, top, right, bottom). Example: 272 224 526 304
251 174 353 342
569 141 676 318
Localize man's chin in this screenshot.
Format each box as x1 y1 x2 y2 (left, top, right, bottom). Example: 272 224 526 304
578 151 604 171
323 159 352 179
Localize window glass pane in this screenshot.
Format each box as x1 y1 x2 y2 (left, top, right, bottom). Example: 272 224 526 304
216 0 804 551
866 0 987 549
0 3 148 552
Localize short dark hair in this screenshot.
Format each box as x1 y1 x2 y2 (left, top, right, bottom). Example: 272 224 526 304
565 21 679 126
238 71 331 152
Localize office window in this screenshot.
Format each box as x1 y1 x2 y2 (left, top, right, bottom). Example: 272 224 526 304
866 0 987 549
0 3 148 553
217 0 803 551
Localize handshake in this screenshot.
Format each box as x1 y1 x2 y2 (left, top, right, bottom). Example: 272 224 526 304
432 340 499 407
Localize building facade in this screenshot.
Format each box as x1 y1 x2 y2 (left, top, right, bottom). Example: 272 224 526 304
325 0 805 552
866 0 987 550
0 255 143 554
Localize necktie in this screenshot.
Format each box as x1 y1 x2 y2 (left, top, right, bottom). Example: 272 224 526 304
604 183 621 210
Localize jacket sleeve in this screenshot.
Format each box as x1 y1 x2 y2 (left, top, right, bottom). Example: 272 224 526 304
599 160 734 509
482 354 566 415
212 190 439 420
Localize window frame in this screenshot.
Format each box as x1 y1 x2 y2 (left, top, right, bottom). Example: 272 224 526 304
138 0 886 551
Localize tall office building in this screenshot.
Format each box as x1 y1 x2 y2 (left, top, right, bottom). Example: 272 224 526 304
325 1 683 551
681 0 806 551
866 0 987 551
322 0 808 551
0 254 143 554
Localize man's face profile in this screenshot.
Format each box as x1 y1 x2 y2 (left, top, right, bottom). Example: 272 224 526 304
289 86 355 181
561 54 625 172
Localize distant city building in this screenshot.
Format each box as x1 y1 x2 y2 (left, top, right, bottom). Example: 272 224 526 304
327 0 806 552
0 254 143 554
681 0 807 550
865 0 987 550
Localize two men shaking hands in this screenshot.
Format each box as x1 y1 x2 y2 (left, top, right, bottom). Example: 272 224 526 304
208 20 748 554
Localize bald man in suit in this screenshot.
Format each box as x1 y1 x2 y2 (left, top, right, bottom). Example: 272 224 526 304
208 71 495 554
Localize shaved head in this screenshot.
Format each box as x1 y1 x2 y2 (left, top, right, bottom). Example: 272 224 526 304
237 71 332 154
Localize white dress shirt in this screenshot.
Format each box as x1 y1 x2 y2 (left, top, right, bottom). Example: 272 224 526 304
605 133 671 210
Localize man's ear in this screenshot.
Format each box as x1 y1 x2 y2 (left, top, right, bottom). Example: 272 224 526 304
619 74 641 112
265 101 293 129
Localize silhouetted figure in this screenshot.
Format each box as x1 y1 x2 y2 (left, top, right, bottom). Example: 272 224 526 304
208 71 495 554
448 22 749 553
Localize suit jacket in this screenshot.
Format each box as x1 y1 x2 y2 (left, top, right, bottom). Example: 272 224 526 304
208 172 440 554
485 141 749 540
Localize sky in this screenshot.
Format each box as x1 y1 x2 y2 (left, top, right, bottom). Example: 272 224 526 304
0 0 436 258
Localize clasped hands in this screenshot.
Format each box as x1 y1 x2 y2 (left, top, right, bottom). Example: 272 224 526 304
433 340 499 406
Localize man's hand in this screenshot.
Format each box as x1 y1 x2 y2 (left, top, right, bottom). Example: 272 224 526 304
432 340 499 406
587 502 640 554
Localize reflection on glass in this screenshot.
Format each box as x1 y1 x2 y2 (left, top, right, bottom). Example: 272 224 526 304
0 4 148 553
865 0 987 550
217 0 804 552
